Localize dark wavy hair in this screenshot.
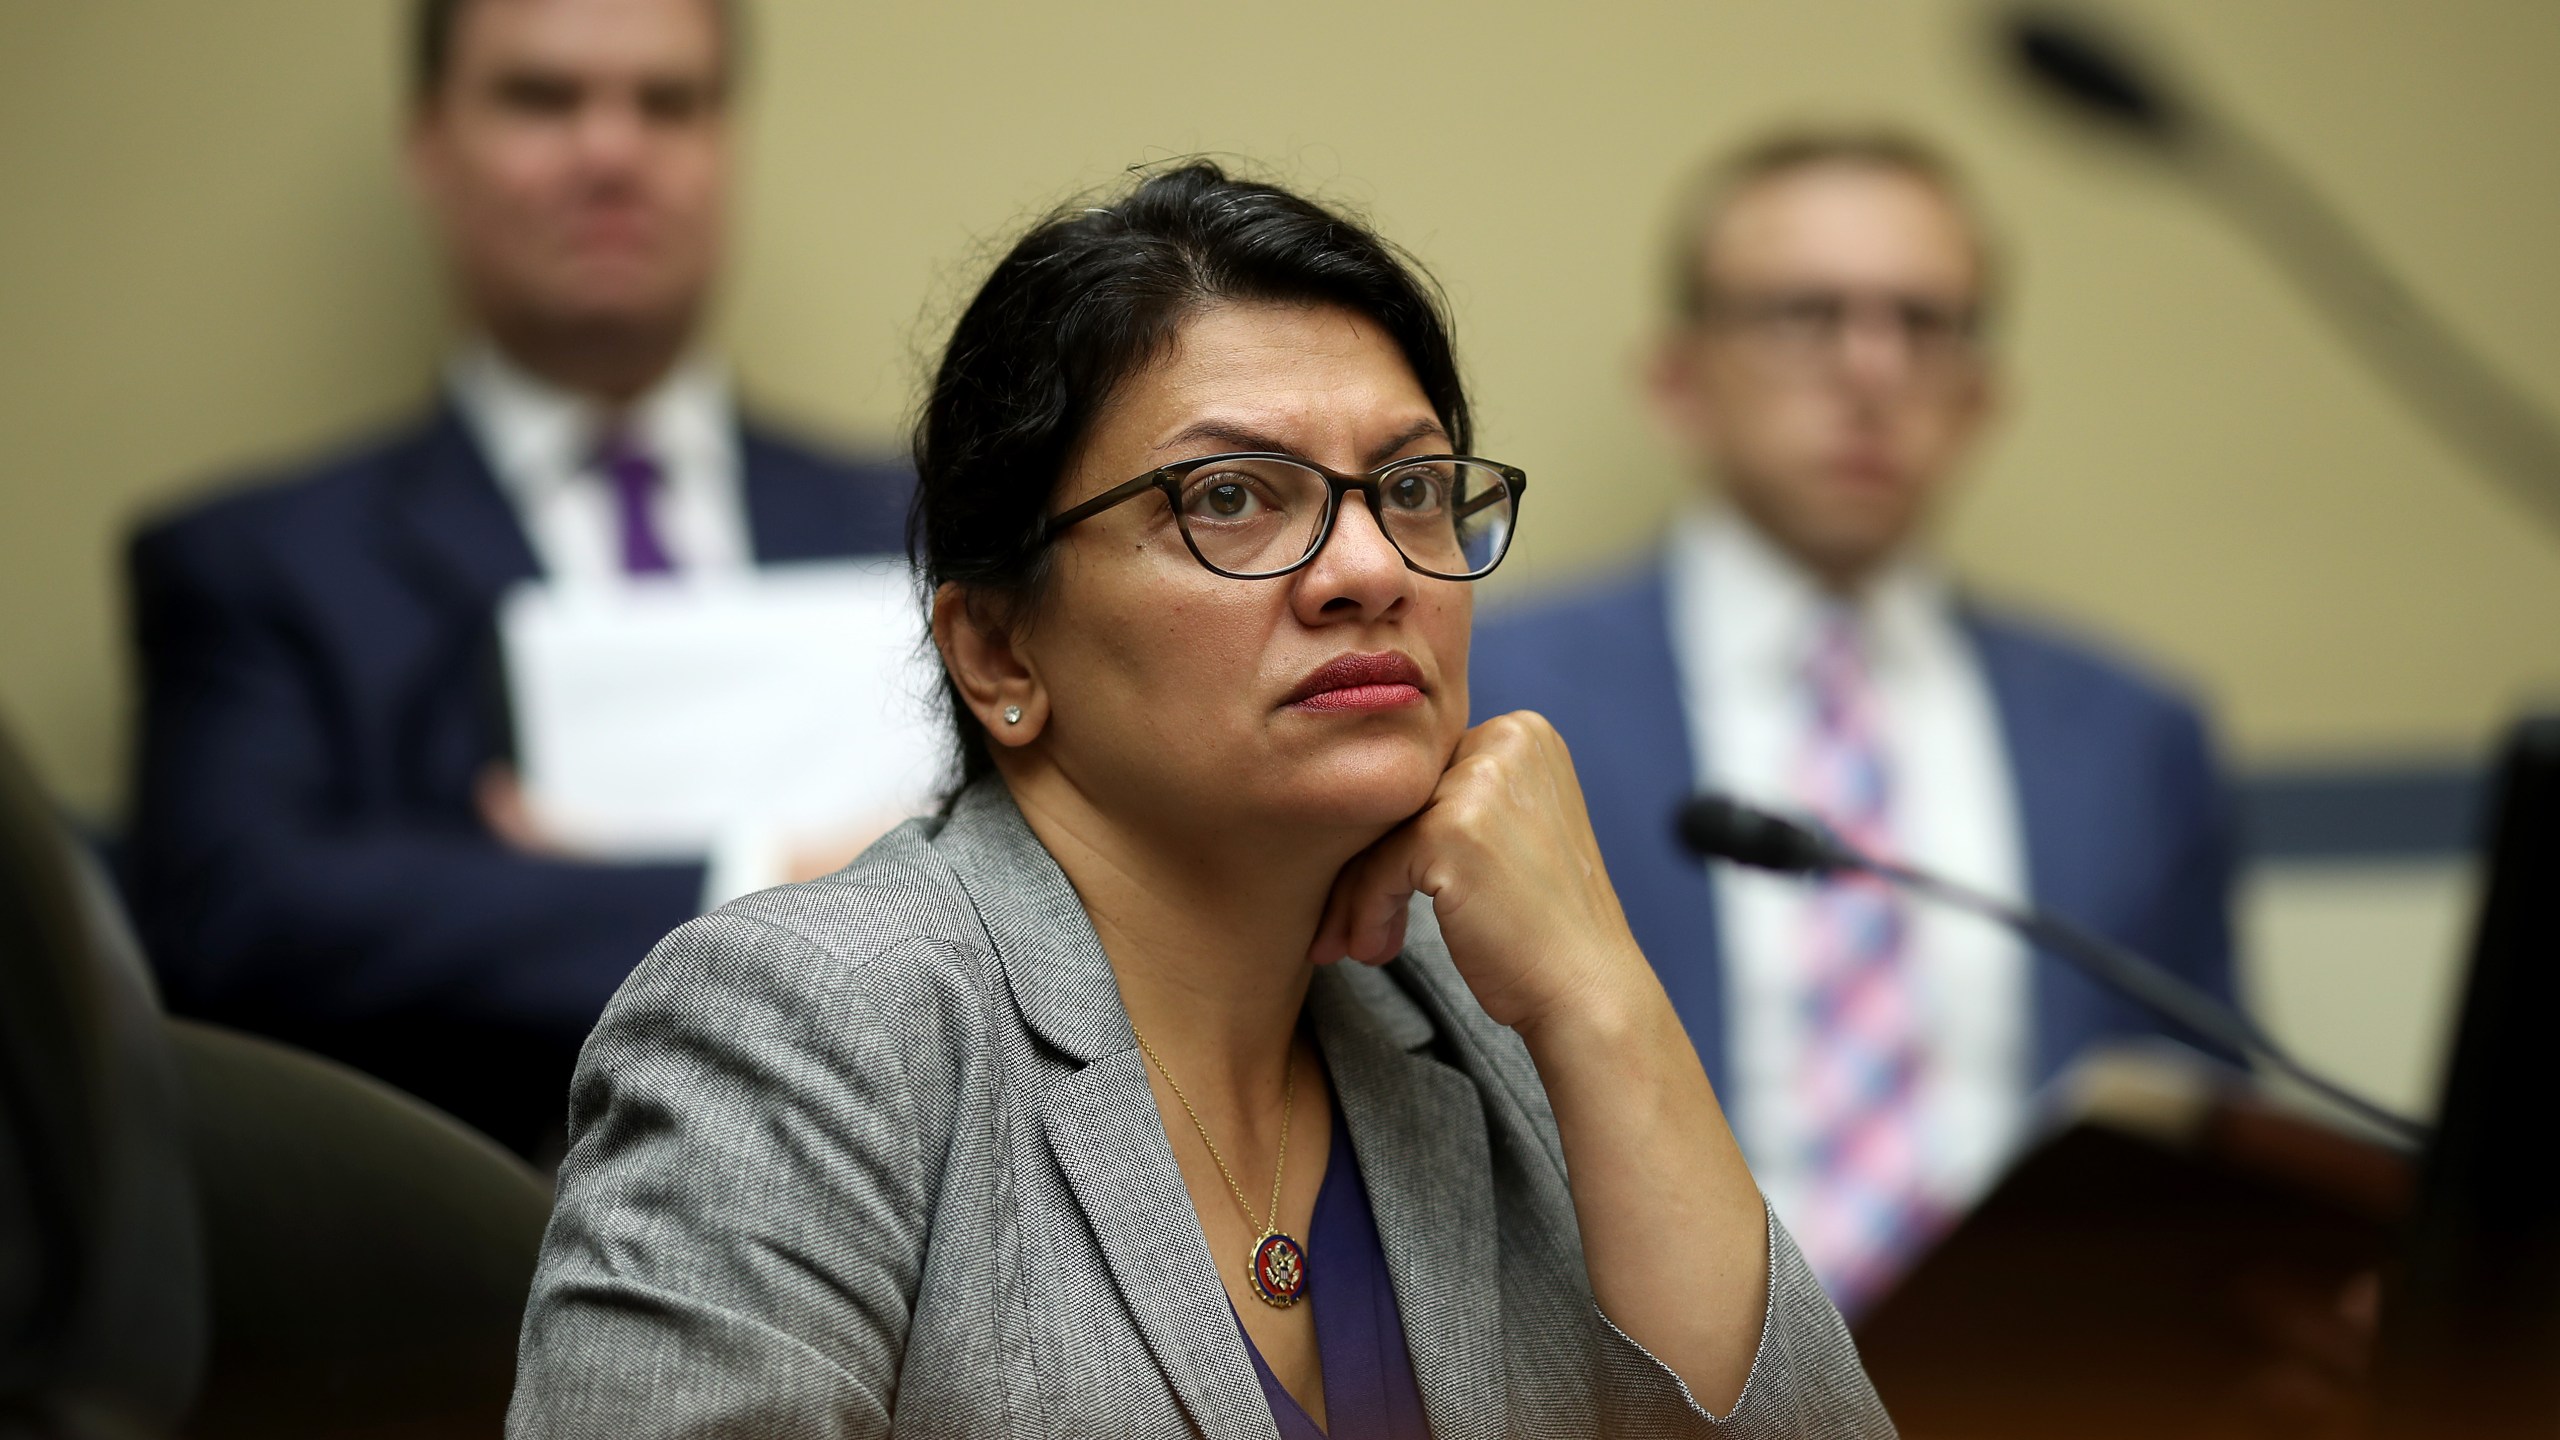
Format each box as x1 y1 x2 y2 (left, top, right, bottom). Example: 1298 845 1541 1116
907 161 1472 788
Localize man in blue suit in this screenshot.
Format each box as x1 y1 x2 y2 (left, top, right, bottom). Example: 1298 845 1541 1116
1472 130 2235 1313
124 0 908 1157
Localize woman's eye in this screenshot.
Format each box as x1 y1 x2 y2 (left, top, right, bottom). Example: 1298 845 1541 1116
1184 475 1266 520
1385 471 1447 512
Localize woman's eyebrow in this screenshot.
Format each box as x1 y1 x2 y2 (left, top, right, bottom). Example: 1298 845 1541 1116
1150 416 1452 464
1366 418 1452 465
1152 420 1286 456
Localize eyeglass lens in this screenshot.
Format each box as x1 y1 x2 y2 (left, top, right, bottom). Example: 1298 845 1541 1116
1173 458 1515 577
1719 289 1979 373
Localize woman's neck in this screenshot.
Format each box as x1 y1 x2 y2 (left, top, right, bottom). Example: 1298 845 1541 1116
1003 766 1365 1104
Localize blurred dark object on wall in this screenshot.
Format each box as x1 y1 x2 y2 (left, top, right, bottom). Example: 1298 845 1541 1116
0 717 550 1439
2002 7 2560 539
2236 764 2481 866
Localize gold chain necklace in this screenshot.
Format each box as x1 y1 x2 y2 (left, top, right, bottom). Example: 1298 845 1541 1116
1129 1022 1310 1308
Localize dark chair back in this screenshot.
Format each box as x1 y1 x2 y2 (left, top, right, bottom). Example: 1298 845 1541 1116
0 720 552 1438
0 725 204 1437
171 1021 551 1439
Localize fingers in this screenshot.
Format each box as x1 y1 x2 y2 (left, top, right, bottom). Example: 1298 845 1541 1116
1308 867 1355 966
1307 711 1582 971
1363 897 1412 967
1308 839 1367 965
1311 825 1423 967
475 764 539 853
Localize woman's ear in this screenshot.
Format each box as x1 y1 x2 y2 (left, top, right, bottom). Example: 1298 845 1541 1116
932 582 1047 746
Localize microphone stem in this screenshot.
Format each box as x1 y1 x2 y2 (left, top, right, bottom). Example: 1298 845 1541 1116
2186 122 2560 537
1860 857 2427 1144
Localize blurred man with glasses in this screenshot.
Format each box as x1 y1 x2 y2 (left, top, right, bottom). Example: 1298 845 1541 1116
122 0 909 1160
1472 129 2237 1316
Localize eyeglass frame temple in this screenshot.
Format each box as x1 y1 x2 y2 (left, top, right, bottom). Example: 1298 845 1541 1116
1040 452 1528 581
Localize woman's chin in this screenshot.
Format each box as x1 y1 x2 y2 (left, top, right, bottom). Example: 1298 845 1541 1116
1259 744 1447 835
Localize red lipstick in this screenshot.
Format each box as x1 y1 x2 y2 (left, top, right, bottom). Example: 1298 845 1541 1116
1283 651 1426 713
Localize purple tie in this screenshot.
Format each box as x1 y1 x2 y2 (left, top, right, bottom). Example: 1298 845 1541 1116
594 426 675 575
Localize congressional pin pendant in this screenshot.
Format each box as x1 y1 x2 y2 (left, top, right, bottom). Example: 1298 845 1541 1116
1125 1022 1310 1311
1249 1230 1309 1307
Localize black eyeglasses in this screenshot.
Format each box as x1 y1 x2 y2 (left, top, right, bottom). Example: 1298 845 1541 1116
1042 452 1528 581
1705 287 1984 384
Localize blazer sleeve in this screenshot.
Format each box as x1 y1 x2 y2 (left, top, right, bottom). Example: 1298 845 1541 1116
1390 922 1896 1438
124 517 704 1034
509 910 964 1438
1593 1207 1898 1439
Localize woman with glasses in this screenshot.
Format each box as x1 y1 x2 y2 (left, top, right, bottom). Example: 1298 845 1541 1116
509 163 1891 1440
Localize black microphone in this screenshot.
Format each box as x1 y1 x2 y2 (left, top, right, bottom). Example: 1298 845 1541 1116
1675 794 1849 876
2006 9 2185 144
1676 792 2427 1143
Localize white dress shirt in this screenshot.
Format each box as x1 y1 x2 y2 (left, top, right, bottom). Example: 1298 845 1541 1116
446 342 781 908
1665 506 2032 1238
446 341 752 584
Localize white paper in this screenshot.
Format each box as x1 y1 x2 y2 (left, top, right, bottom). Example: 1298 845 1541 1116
499 560 948 858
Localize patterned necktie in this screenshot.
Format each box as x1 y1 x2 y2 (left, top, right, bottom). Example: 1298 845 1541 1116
1790 608 1937 1316
594 426 675 575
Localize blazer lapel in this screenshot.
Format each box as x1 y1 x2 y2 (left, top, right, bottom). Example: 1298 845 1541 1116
1966 611 2113 1084
1042 1057 1275 1440
1309 962 1506 1440
740 430 840 565
933 784 1270 1440
380 404 544 610
371 407 544 767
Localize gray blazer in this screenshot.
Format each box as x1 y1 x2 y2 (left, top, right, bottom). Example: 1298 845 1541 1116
509 781 1894 1438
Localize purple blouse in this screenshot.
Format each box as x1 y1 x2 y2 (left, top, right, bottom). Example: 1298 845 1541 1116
1235 1115 1432 1439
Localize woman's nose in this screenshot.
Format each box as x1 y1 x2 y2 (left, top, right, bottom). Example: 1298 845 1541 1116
1296 492 1410 619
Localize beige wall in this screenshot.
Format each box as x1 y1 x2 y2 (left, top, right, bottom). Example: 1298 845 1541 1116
2245 861 2477 1118
5 0 2559 823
